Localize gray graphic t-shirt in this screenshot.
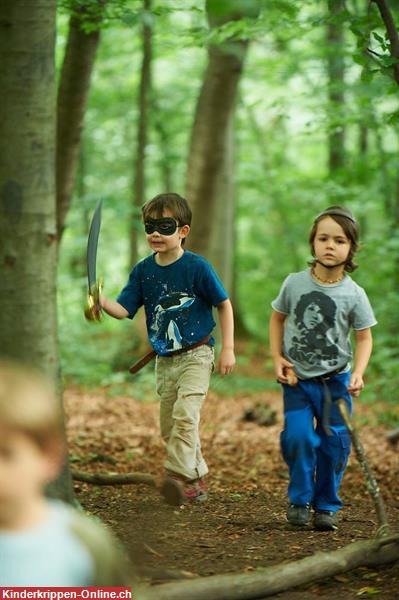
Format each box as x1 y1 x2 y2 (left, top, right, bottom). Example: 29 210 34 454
271 269 377 379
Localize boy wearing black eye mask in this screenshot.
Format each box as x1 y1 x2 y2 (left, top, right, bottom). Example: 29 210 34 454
99 193 235 505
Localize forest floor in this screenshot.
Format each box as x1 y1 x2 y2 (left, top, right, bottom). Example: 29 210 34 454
65 347 399 599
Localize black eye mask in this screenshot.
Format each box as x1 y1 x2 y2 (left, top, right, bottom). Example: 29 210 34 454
144 218 179 236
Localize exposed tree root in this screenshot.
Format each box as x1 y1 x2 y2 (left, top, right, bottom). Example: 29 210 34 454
71 469 156 486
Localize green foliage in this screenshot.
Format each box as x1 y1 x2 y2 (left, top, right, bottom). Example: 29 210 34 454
56 0 399 422
210 373 278 396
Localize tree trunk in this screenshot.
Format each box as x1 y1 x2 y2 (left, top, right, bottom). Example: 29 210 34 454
140 535 399 600
185 0 261 258
374 126 394 221
185 42 246 258
394 166 399 229
208 118 235 292
372 0 399 229
0 0 74 503
56 0 106 240
152 97 173 192
130 0 152 267
0 1 58 375
326 0 346 174
371 0 399 85
68 146 90 303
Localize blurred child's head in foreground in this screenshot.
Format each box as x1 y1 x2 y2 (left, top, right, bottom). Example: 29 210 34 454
0 361 63 450
0 361 64 520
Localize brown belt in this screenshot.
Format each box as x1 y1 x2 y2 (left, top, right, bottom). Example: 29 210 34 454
129 335 211 375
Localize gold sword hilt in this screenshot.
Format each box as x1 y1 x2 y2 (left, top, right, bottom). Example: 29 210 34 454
84 278 103 322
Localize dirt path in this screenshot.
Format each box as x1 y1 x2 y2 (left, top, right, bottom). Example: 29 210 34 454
65 385 399 598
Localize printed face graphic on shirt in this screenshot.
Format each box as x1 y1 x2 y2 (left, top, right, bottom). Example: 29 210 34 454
302 303 324 329
151 291 196 352
289 291 339 367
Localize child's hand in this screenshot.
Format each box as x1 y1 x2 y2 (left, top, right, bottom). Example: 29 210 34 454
348 372 364 397
217 348 235 376
284 366 298 386
273 356 295 384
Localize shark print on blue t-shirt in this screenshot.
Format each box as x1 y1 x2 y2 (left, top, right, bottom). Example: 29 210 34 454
151 291 196 352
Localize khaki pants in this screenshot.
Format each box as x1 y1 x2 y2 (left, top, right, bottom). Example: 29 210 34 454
156 344 214 481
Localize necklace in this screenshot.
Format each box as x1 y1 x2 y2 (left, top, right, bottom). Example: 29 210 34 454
311 267 343 285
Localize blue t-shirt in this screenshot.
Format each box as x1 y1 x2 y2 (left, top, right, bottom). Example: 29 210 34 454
0 500 131 586
117 250 228 355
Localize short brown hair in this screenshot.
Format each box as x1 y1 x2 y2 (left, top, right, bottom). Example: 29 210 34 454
0 361 63 451
309 205 360 272
142 193 192 246
142 193 192 225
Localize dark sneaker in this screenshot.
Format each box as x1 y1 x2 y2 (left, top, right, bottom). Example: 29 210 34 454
314 510 338 531
286 503 311 526
161 476 208 506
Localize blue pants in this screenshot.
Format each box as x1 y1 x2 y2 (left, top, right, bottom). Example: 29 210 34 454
281 372 352 513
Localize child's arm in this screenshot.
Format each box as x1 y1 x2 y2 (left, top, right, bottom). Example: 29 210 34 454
100 295 129 320
269 310 294 384
216 299 235 376
348 327 373 397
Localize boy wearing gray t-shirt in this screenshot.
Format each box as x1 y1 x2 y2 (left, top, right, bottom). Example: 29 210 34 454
269 206 376 532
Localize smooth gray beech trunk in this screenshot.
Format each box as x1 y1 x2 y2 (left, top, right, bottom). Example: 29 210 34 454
185 41 247 264
0 0 74 503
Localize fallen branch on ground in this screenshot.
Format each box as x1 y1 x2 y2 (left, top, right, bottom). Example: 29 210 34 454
138 534 399 600
71 469 156 486
337 399 390 533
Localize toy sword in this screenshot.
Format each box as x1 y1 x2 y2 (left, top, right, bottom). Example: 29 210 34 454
84 200 103 322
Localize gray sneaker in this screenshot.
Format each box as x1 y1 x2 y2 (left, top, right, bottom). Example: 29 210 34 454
286 503 311 526
314 510 338 531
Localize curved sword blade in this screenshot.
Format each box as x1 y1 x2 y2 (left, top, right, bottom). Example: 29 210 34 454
87 200 102 290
